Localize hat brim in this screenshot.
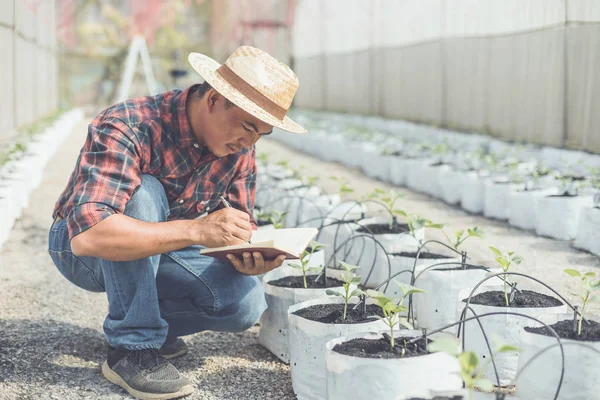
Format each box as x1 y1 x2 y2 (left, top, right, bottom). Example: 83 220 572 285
188 52 307 134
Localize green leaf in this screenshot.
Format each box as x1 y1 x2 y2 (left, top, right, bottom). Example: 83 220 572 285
326 289 343 297
583 272 596 278
350 288 365 298
458 351 479 371
491 334 520 354
339 261 359 273
468 227 485 238
489 246 502 257
393 209 408 217
564 269 582 277
428 223 445 229
395 281 426 297
350 276 363 284
397 318 414 330
288 263 301 270
473 378 495 392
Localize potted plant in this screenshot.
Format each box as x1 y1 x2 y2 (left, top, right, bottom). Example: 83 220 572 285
482 162 526 221
287 264 388 400
324 285 462 400
258 241 330 363
535 170 593 240
507 165 558 230
573 172 600 255
412 227 488 331
458 248 567 385
516 268 600 400
439 148 485 207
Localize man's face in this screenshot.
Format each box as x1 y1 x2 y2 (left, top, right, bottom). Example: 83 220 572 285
202 90 273 157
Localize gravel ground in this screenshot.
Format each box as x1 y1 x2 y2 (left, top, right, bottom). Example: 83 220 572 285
1 120 599 400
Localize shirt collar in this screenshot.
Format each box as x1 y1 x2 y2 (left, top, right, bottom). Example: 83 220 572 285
171 84 200 148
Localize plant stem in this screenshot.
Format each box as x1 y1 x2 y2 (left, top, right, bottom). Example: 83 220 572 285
578 298 587 336
303 271 307 289
343 298 348 320
504 277 509 307
390 323 394 350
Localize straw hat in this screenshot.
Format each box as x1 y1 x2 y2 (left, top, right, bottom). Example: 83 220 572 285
188 46 306 134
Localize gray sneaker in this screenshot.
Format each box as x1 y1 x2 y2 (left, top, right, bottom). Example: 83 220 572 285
159 338 188 360
102 346 195 400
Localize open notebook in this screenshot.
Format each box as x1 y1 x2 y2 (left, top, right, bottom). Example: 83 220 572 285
199 228 318 261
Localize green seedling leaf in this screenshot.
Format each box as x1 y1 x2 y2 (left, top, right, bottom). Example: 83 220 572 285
489 246 502 257
564 269 581 277
350 288 365 298
395 281 427 298
429 335 461 356
459 351 479 371
473 378 495 393
397 318 414 330
326 289 343 297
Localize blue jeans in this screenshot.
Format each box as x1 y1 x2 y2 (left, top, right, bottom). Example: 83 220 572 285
48 175 267 350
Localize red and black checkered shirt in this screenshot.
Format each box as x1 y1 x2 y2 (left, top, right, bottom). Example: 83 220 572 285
53 85 257 240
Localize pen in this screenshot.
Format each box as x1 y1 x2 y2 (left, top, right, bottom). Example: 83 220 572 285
219 196 252 244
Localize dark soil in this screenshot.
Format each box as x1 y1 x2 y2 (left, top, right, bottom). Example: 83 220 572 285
267 275 344 289
356 223 409 235
291 303 384 324
466 290 563 308
432 265 487 272
256 219 272 227
525 319 600 341
547 193 578 198
333 334 430 359
391 251 450 259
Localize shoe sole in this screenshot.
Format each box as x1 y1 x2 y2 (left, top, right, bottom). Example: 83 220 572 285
102 361 195 400
162 347 188 360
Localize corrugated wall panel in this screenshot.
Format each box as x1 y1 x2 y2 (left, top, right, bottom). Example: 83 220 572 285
15 35 35 126
566 25 600 153
0 27 14 137
444 37 489 131
379 42 443 124
0 0 14 26
486 28 564 145
567 0 600 22
293 55 325 109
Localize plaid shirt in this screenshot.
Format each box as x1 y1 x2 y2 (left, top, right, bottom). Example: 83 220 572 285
53 85 257 240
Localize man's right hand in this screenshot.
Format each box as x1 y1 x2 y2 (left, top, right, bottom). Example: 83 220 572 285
192 207 253 248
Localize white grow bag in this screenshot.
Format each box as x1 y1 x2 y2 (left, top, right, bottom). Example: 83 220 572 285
258 255 340 364
325 330 462 400
317 202 367 264
573 206 600 256
458 285 566 385
405 158 435 194
438 167 465 206
460 172 487 214
413 266 491 332
535 195 593 240
483 180 524 220
288 296 388 400
389 156 408 186
507 187 559 230
516 314 600 400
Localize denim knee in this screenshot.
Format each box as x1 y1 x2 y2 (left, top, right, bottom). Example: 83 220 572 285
124 174 169 222
218 276 267 332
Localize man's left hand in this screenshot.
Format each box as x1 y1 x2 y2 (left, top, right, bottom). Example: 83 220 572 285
226 252 286 275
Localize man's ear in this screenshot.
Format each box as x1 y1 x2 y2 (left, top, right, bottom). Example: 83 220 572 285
206 89 220 112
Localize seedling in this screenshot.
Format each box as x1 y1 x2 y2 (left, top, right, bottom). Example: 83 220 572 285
255 210 287 229
442 227 485 251
326 261 365 320
304 175 319 187
256 152 270 166
489 247 524 306
429 335 519 399
563 269 600 335
289 241 326 288
366 188 406 230
367 282 426 350
329 176 354 198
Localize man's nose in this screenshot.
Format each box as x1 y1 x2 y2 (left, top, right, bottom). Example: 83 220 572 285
238 134 258 148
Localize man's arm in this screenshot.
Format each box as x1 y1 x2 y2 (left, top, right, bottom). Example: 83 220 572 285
71 208 253 261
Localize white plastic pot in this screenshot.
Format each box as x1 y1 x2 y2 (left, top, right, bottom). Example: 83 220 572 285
318 202 367 264
483 180 524 220
405 158 434 194
573 207 600 255
367 154 394 182
258 257 338 364
293 194 340 229
458 285 567 385
288 296 388 400
535 195 594 240
389 156 407 186
325 330 462 400
507 187 559 230
413 266 491 332
460 172 487 214
396 389 518 400
516 314 600 400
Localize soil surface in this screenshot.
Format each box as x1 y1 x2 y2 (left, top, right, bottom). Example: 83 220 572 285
431 265 488 272
356 223 409 235
256 219 272 227
525 319 600 341
391 251 450 259
291 303 383 324
267 275 344 289
407 397 462 400
467 290 563 308
333 334 430 359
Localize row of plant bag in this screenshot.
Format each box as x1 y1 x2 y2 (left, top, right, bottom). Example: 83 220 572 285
0 109 84 251
259 246 600 400
274 109 600 256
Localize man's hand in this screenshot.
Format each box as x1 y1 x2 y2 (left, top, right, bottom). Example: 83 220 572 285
227 252 286 276
193 208 253 248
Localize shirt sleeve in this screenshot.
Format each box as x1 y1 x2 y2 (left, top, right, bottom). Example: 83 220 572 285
227 146 258 229
65 117 143 240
